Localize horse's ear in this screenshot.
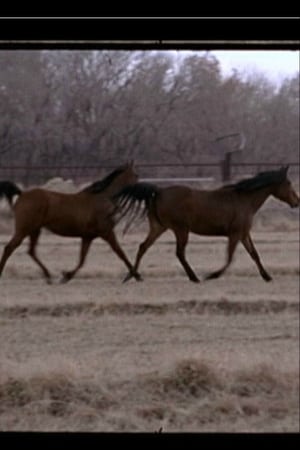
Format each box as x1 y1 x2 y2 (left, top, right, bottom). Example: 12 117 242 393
279 165 289 180
282 165 289 176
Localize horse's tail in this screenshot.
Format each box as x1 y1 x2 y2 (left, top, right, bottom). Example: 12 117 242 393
112 182 161 233
0 181 22 208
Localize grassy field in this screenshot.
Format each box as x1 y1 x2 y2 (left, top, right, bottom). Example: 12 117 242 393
0 213 299 432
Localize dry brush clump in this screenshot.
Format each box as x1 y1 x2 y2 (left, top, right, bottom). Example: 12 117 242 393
157 359 222 397
0 358 298 431
0 357 299 432
132 359 299 431
0 367 117 430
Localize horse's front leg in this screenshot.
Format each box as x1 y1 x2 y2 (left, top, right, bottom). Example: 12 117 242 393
174 228 200 282
241 233 272 281
103 231 142 282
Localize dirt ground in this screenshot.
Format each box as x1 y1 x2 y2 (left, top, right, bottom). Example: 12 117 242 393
0 185 299 432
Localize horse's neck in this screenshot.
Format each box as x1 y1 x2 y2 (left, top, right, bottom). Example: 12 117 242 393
104 180 125 197
247 186 273 213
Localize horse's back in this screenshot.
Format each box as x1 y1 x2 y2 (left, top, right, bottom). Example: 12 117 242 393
159 185 193 202
14 188 49 212
42 190 113 236
154 186 195 227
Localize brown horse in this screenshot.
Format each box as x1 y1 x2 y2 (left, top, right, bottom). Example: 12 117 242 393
0 162 142 283
114 166 299 282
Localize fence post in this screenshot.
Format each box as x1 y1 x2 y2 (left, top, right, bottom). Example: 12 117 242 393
221 152 232 182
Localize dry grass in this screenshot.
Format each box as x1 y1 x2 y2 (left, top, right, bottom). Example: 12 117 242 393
0 298 298 319
0 358 298 432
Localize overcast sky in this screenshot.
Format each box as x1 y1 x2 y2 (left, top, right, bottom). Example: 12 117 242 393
177 50 299 86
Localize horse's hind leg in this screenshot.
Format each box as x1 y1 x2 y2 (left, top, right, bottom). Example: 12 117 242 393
241 233 272 281
0 233 25 277
28 230 52 283
205 233 240 280
61 238 92 283
174 228 199 282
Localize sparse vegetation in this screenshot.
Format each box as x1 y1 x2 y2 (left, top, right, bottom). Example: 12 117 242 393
0 358 298 431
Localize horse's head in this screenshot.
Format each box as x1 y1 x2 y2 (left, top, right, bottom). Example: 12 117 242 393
273 166 299 208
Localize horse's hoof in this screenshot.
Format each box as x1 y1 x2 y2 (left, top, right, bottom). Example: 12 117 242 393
263 274 273 282
204 274 213 281
60 271 72 284
190 277 200 283
122 272 133 283
205 272 221 281
135 273 143 282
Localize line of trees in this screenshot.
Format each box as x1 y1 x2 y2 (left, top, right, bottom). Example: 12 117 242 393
0 50 299 182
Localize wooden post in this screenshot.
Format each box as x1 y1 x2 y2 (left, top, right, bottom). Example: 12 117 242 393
221 152 232 182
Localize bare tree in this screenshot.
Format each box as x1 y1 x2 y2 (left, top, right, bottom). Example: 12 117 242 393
0 50 298 183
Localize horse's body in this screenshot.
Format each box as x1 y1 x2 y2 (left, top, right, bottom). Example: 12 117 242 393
13 189 113 238
114 166 299 282
0 163 141 283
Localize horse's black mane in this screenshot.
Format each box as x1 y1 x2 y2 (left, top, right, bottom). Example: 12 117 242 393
224 167 288 193
83 165 127 194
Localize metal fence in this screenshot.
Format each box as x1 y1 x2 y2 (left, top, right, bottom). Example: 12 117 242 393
0 162 299 186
